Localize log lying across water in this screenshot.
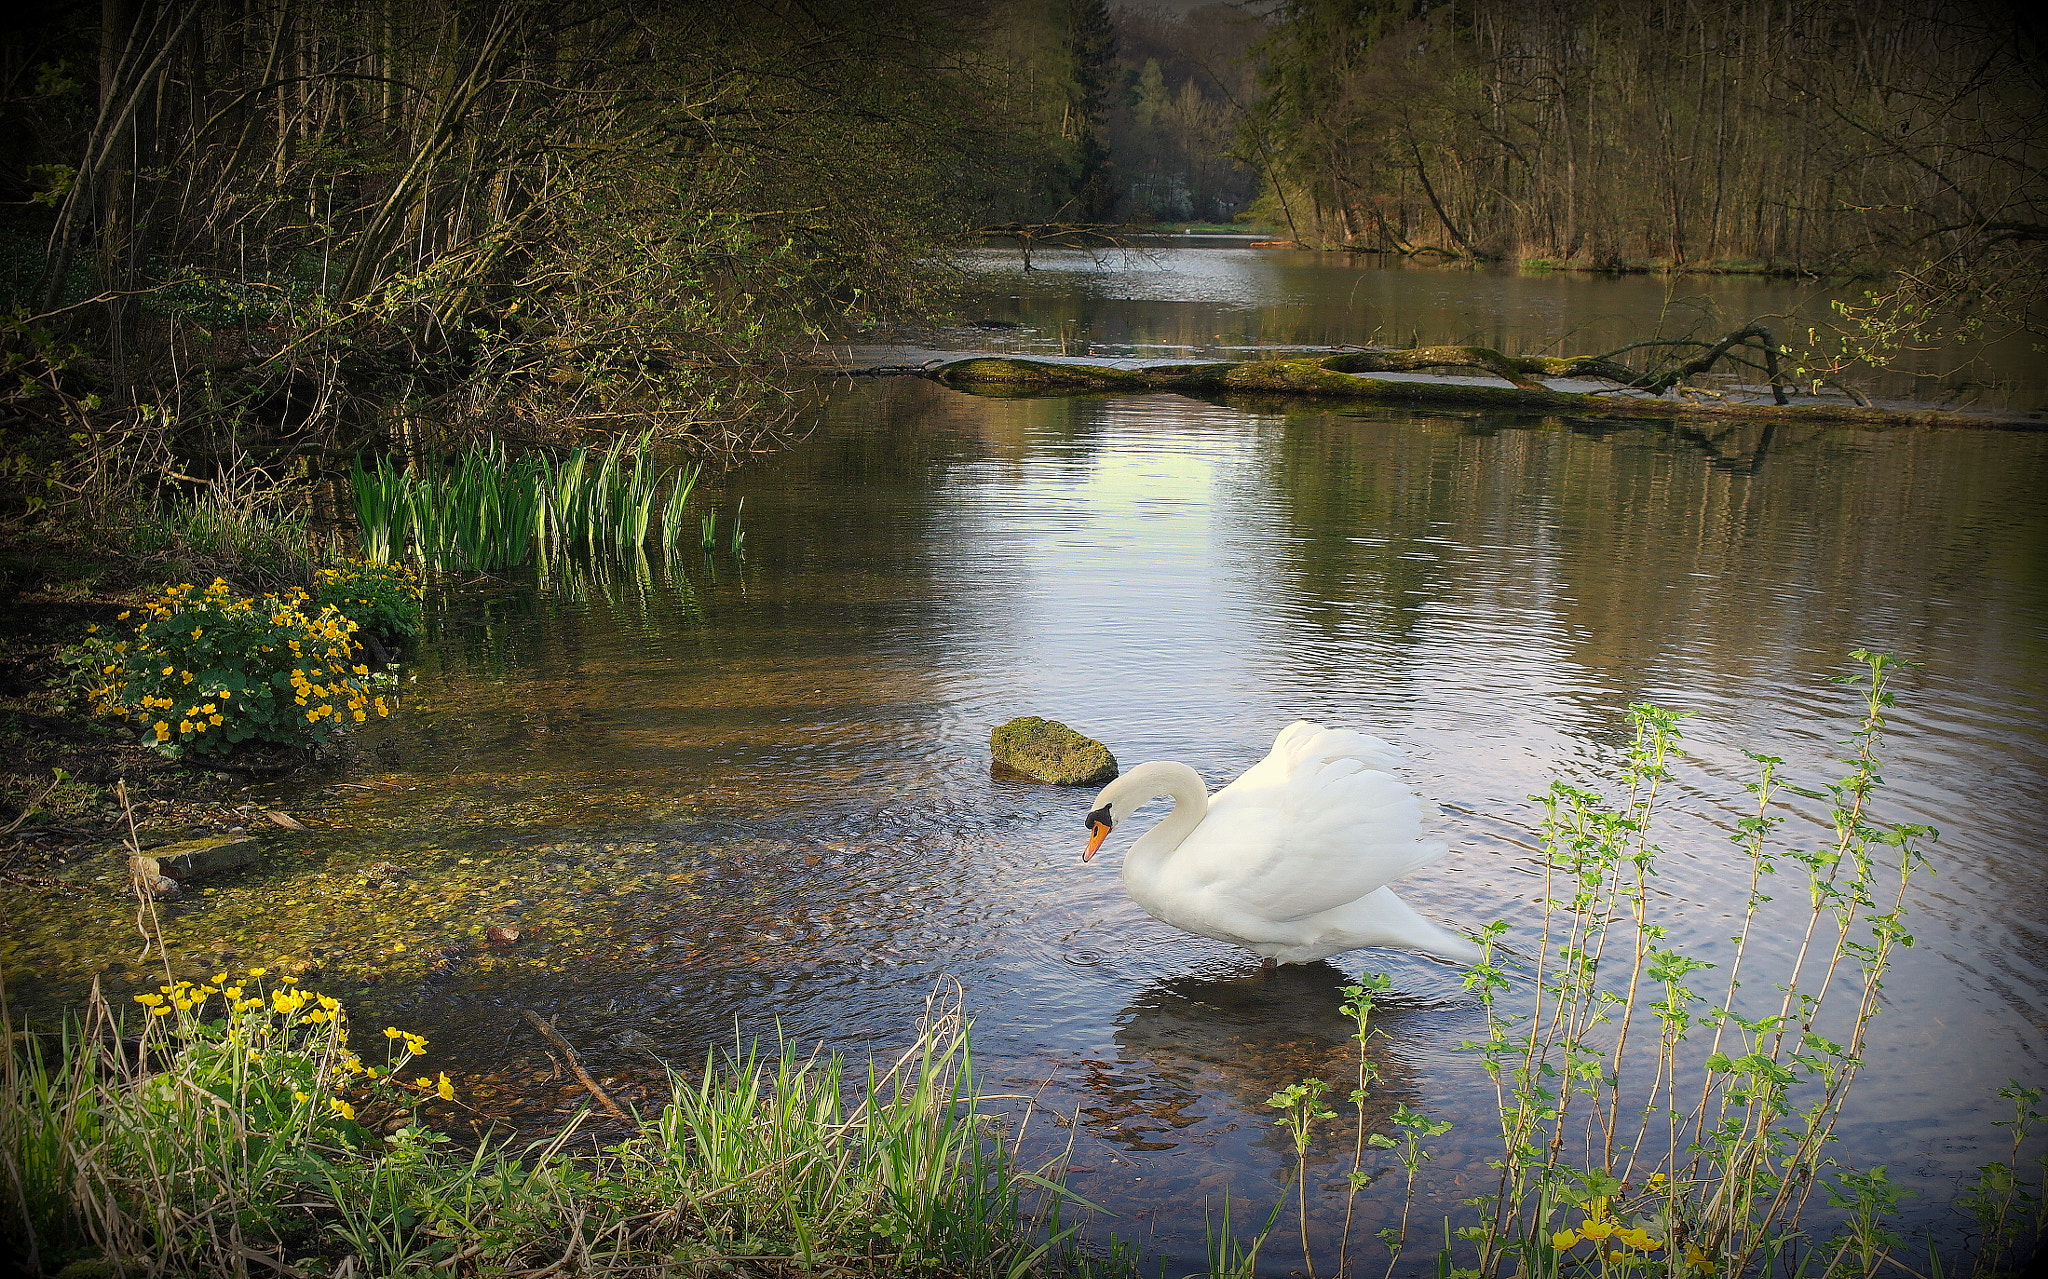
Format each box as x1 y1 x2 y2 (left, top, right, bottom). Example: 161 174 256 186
922 350 2042 430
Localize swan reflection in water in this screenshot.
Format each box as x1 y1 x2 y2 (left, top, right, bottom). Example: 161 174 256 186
1075 960 1435 1160
1049 959 1473 1262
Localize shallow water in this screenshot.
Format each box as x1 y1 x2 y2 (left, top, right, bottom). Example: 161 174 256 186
8 250 2047 1272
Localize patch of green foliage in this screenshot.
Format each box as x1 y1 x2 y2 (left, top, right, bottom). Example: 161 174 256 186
4 975 1102 1278
312 558 424 641
67 578 392 757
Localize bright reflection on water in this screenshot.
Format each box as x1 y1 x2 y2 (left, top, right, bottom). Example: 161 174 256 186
8 262 2047 1273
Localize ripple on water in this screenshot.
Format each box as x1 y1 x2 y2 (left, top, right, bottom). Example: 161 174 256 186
9 342 2045 1269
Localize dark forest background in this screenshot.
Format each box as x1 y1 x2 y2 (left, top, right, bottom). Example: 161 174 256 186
0 0 2039 530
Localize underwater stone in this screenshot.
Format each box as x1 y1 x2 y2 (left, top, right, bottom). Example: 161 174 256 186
138 833 261 880
990 717 1119 786
126 860 184 897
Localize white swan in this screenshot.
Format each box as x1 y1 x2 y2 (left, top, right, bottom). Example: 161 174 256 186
1081 721 1481 967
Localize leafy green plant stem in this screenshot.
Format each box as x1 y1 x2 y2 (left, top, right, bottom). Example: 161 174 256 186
1267 1076 1334 1279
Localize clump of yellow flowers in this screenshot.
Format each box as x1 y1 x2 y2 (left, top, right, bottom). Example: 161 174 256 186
79 577 395 757
131 958 454 1133
1551 1186 1669 1265
313 557 424 641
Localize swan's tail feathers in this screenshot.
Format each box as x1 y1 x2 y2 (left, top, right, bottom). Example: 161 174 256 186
1270 720 1408 775
1343 887 1484 965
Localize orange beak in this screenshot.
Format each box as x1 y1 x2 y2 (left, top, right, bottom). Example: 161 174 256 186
1084 820 1111 862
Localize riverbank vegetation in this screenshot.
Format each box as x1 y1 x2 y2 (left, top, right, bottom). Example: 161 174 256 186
1242 0 2041 274
0 0 1134 851
1238 0 2045 367
2 0 2037 575
0 0 1125 559
2 965 1101 1278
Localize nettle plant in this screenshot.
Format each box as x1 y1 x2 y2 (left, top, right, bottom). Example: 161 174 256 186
312 557 424 643
1248 654 1987 1279
83 578 393 756
1460 651 1937 1276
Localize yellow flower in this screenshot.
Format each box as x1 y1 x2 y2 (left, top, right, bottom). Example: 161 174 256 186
149 1005 170 1017
210 972 227 984
248 967 267 977
1580 1220 1616 1242
293 1090 310 1103
384 1026 402 1038
1552 1229 1580 1250
328 1097 355 1120
436 1072 455 1101
392 942 406 953
415 1076 432 1088
1618 1227 1664 1251
134 992 164 1007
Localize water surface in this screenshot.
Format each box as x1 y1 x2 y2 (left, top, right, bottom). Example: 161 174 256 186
8 249 2046 1272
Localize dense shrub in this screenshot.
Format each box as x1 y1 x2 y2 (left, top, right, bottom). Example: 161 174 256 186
80 578 392 756
312 557 424 642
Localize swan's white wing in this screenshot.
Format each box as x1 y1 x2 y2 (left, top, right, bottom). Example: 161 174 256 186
1210 721 1413 807
1167 752 1447 923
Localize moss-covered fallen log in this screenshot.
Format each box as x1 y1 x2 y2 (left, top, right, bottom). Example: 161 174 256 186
923 352 2042 430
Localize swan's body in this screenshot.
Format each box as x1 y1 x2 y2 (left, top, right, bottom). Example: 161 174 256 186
1082 721 1480 966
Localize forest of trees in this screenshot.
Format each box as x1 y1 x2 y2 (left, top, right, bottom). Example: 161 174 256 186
1102 4 1261 225
0 0 1136 519
1242 0 2044 284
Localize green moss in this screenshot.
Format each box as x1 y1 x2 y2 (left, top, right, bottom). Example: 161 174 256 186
920 356 2036 430
989 716 1118 786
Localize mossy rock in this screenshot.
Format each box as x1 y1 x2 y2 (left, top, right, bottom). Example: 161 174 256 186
132 833 260 880
990 717 1118 786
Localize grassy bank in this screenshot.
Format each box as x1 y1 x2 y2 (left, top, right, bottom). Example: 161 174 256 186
2 964 1104 1279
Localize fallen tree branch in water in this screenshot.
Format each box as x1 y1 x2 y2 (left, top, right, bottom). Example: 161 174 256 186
918 339 2040 430
519 1008 630 1121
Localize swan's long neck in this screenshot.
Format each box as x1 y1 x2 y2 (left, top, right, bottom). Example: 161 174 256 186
1105 761 1210 881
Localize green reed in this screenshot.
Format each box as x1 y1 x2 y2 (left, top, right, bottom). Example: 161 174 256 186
349 434 702 571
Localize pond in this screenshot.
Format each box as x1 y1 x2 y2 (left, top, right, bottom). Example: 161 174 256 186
8 247 2046 1272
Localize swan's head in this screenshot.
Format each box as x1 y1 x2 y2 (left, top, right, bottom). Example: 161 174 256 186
1082 802 1115 861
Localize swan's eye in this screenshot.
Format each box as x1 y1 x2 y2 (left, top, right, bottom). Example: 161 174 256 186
1084 804 1112 831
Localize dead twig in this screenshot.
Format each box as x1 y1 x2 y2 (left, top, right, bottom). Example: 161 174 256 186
518 1009 629 1122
